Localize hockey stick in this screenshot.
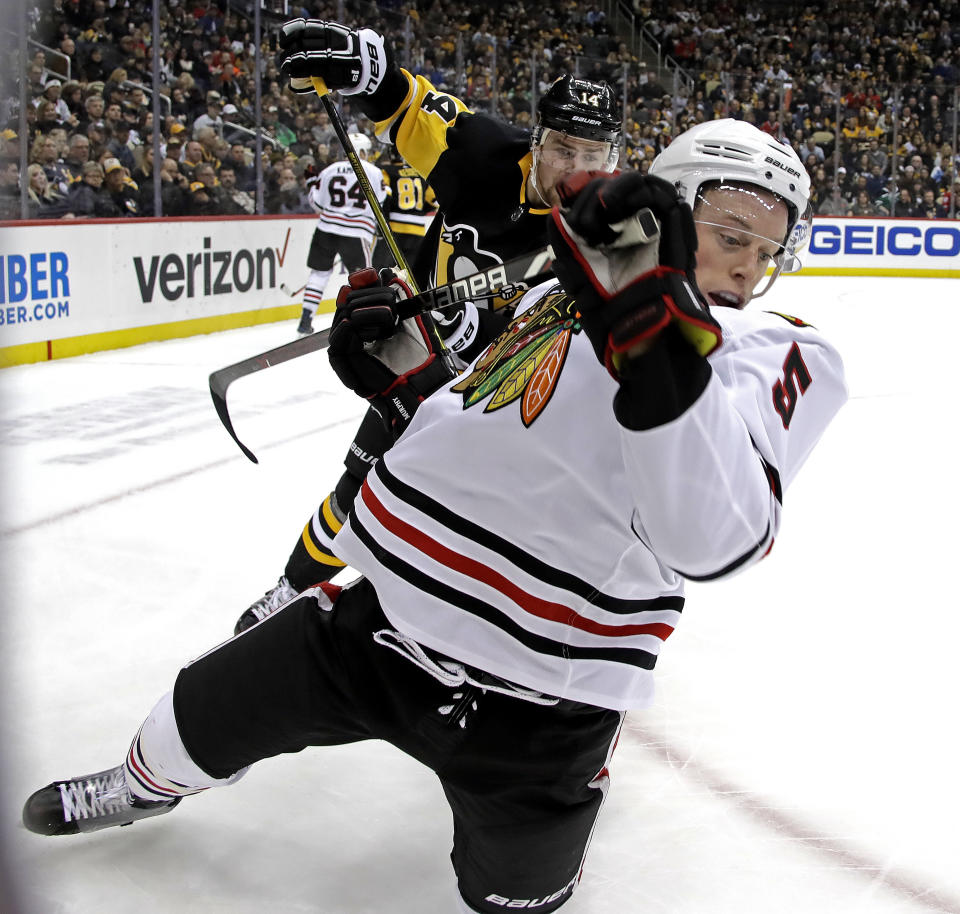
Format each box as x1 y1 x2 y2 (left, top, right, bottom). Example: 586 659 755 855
209 329 332 464
312 78 462 383
209 247 555 463
280 282 306 298
312 77 416 288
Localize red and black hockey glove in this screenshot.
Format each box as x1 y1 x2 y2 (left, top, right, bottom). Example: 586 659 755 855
547 170 722 378
328 268 452 440
277 19 389 96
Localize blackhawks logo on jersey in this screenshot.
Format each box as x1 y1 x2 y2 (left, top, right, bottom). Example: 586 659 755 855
452 290 579 426
766 310 814 329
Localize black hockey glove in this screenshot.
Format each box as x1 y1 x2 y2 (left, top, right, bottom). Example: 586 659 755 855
547 170 722 378
277 19 388 96
328 268 452 440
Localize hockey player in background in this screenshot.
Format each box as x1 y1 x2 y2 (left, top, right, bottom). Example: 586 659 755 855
23 118 847 914
372 144 439 274
233 18 624 633
296 132 387 335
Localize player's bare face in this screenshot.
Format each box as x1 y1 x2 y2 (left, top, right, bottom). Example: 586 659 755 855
532 132 614 207
692 185 789 308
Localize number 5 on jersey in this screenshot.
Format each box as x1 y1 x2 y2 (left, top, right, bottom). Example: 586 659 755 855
772 342 812 429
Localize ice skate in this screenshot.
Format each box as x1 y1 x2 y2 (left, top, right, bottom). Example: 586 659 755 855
234 574 299 634
296 308 313 335
22 765 180 836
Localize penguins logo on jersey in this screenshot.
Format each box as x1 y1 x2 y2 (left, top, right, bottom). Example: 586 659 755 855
452 290 577 426
436 223 528 312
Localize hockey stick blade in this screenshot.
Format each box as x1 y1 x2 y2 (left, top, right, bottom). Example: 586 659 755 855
209 328 330 464
208 247 555 462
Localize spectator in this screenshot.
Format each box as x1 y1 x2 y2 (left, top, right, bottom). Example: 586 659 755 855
817 185 850 216
60 81 85 119
309 110 337 148
191 162 229 213
26 163 69 218
78 45 109 83
106 120 137 172
223 142 254 190
193 91 225 137
179 139 205 181
63 161 109 217
218 164 255 214
39 80 76 127
917 187 948 219
847 188 882 217
893 186 921 217
264 164 304 214
412 55 446 87
60 133 91 184
132 143 159 215
85 119 111 160
78 93 106 132
163 133 185 164
100 157 140 216
801 135 825 164
0 158 20 220
35 100 63 137
30 134 70 193
25 63 47 98
165 122 188 153
263 105 296 148
194 126 222 168
157 156 191 216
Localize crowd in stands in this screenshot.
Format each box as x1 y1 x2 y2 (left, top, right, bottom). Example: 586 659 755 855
1 0 958 222
634 0 960 215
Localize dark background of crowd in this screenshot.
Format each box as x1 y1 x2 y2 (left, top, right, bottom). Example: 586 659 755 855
0 0 957 221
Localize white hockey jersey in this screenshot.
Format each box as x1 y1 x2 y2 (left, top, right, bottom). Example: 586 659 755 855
333 281 848 711
308 158 387 243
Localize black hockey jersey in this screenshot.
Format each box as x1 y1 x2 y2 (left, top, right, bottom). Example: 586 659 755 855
360 70 552 312
380 161 437 240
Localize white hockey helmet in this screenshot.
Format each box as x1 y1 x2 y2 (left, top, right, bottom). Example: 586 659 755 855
650 119 812 295
348 132 372 156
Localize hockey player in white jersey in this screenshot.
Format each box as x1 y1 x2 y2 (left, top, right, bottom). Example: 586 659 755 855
23 120 847 914
296 132 387 334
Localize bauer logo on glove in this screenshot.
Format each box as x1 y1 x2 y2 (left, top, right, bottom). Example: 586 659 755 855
277 19 388 97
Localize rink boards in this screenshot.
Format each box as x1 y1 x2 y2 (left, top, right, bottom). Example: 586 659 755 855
0 213 957 366
0 214 316 366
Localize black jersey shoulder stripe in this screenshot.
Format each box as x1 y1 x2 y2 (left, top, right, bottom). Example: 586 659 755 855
677 521 773 582
752 436 783 504
350 510 660 670
375 461 683 617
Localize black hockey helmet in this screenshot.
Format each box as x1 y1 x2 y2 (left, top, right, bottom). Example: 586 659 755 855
536 75 621 144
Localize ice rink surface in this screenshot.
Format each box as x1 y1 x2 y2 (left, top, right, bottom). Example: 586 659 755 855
1 275 958 914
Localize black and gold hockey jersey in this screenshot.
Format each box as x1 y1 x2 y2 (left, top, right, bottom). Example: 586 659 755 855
380 161 437 241
359 69 552 312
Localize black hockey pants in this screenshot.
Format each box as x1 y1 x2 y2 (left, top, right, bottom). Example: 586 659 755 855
173 576 622 913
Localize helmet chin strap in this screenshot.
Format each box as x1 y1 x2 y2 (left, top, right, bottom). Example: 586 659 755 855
526 144 550 208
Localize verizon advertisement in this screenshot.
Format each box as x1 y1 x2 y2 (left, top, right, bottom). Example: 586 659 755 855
0 215 314 362
1 214 957 365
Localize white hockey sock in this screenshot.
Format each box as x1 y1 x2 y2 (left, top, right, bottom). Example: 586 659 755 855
302 268 333 317
125 691 248 803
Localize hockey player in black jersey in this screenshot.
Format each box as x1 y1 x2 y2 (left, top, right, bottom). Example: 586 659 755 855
23 119 847 914
233 19 622 633
372 146 438 272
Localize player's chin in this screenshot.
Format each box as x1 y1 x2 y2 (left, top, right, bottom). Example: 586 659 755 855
537 185 563 209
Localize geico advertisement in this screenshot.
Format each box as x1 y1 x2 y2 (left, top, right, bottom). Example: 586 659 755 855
802 217 960 274
0 217 313 346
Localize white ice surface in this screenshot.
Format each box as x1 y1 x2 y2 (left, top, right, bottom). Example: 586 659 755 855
1 275 958 914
